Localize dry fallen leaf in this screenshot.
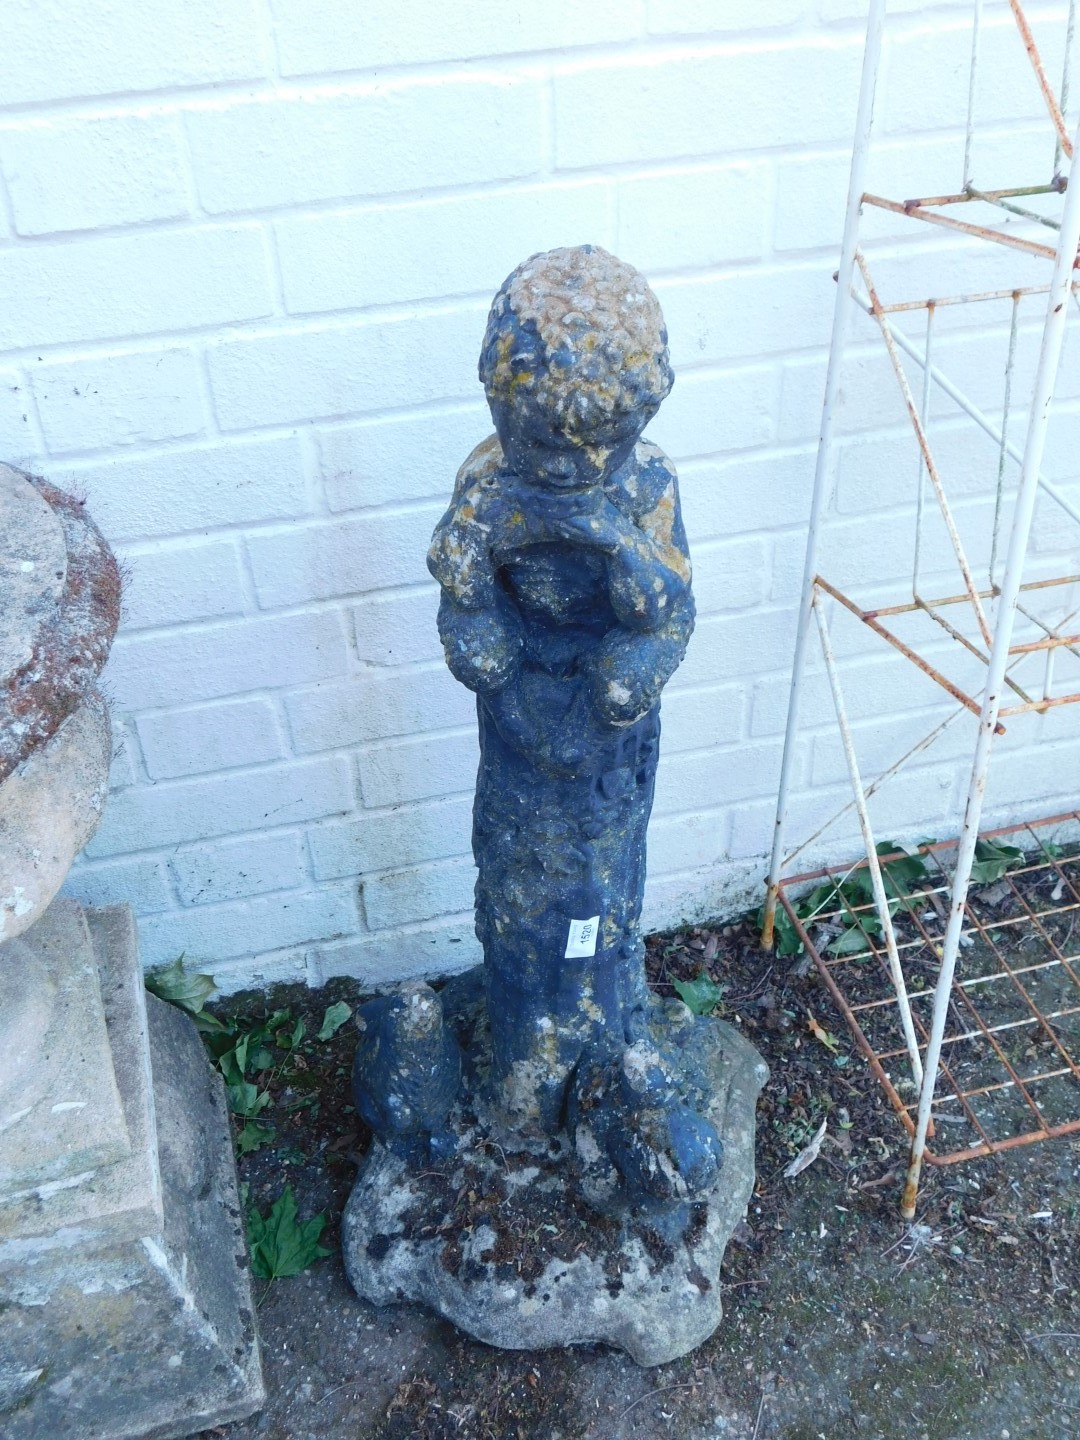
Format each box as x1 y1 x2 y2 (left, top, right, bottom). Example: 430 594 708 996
783 1119 828 1179
807 1011 840 1053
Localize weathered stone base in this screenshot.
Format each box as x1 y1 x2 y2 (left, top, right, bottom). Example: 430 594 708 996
343 986 767 1366
0 903 264 1439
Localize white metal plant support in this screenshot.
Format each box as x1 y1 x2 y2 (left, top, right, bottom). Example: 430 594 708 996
760 0 1080 1217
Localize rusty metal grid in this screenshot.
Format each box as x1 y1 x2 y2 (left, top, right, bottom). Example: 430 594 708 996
814 575 1080 728
778 812 1080 1166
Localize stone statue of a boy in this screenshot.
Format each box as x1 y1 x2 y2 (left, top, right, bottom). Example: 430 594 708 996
427 245 702 1145
344 246 766 1365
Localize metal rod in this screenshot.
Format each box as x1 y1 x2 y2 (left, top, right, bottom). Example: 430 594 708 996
857 251 995 647
967 187 1062 230
902 115 1080 1222
1000 686 1080 714
870 573 1080 616
781 708 967 870
780 813 1080 1164
964 0 984 190
862 193 1061 261
1010 0 1075 160
913 305 934 599
1044 635 1058 698
814 577 1006 729
861 302 1080 529
784 893 922 1138
923 845 1080 1089
1017 598 1080 665
1056 0 1077 175
782 811 1080 892
849 953 1073 1005
998 869 1080 1071
852 918 983 1145
991 294 1021 586
1008 630 1080 654
781 613 1078 867
760 0 888 950
903 181 1066 209
813 594 925 1086
879 280 1078 313
901 857 1050 1129
916 599 1035 704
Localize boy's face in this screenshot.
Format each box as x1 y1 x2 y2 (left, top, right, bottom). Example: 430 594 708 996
490 395 638 493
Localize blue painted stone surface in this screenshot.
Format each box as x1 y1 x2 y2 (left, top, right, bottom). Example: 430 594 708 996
352 246 760 1216
345 249 768 1363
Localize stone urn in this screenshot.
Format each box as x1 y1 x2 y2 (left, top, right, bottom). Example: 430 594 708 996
0 464 264 1440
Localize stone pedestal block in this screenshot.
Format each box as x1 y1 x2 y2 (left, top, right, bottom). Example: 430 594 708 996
0 900 264 1439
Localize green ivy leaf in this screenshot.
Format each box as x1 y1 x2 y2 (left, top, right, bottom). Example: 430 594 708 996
775 907 805 957
277 1016 306 1052
846 843 930 905
145 956 216 1017
970 838 1024 885
191 1010 233 1035
828 923 877 956
673 974 726 1015
236 1122 276 1157
757 903 804 957
317 1001 353 1041
227 1079 271 1119
246 1185 332 1280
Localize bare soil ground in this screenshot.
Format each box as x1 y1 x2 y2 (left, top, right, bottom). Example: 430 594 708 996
198 882 1080 1440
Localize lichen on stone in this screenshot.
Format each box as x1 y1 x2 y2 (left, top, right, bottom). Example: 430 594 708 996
478 245 673 442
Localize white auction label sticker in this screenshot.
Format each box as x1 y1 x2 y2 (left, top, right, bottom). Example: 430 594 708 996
564 916 600 959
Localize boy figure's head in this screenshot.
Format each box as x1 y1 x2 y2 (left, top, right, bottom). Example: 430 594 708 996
479 246 673 492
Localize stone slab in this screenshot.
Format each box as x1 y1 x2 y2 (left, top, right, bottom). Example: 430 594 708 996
344 989 768 1366
0 990 265 1439
0 903 161 1255
0 896 130 1198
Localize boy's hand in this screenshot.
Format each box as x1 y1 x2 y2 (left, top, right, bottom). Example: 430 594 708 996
550 496 636 554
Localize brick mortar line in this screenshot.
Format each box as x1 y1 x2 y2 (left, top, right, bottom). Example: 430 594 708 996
1 290 1036 412
0 25 899 124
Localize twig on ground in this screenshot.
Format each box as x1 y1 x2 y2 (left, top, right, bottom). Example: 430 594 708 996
318 1378 360 1403
752 1390 767 1440
857 1167 901 1191
614 1382 692 1422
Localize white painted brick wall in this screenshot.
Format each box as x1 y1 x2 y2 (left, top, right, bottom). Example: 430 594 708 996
1 113 190 236
0 0 1071 991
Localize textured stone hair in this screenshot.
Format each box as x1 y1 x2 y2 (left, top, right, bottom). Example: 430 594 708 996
478 245 674 439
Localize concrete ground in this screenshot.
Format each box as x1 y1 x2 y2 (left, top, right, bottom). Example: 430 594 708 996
199 900 1080 1440
206 1129 1080 1440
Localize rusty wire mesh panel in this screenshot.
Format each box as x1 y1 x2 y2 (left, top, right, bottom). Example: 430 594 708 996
778 812 1080 1165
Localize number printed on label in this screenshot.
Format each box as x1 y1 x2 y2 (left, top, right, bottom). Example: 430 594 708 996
564 916 600 959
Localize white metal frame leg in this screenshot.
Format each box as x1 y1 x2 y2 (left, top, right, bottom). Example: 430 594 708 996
901 118 1080 1220
813 593 925 1089
762 0 889 948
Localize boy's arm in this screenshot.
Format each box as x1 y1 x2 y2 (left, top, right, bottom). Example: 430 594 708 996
586 591 695 725
606 475 691 630
550 474 692 631
435 590 522 696
429 484 523 695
